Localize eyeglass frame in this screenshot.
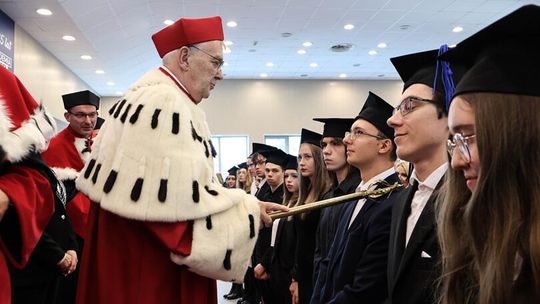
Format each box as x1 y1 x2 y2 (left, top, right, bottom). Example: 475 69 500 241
393 96 440 116
188 45 224 70
344 129 386 141
67 111 99 120
447 133 476 164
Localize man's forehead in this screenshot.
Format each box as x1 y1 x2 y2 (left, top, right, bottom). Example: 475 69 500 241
69 104 97 113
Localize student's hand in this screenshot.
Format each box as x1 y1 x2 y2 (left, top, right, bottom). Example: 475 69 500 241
290 280 299 304
0 190 9 222
258 201 288 227
254 263 269 280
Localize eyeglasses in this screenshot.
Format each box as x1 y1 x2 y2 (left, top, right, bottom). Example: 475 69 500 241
189 45 224 70
447 133 476 164
344 129 385 141
68 111 98 119
393 96 438 116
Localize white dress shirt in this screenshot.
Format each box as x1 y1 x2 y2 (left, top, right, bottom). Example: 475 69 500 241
348 167 396 228
405 163 448 246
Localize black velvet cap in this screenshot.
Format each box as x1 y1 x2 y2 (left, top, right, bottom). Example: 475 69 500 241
227 166 239 176
94 117 105 130
355 92 395 139
284 154 298 170
62 90 100 110
300 128 322 147
313 118 355 138
440 4 540 98
237 162 248 169
390 49 466 108
261 148 288 168
251 143 278 155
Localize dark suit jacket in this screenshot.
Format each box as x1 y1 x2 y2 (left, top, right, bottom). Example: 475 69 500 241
311 173 401 304
386 177 445 304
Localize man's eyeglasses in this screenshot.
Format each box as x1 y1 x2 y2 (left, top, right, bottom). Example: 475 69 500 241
393 96 438 116
68 111 98 119
447 133 476 164
189 45 224 70
344 130 385 141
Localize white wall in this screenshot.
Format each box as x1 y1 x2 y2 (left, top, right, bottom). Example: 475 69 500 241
13 24 92 119
100 79 404 143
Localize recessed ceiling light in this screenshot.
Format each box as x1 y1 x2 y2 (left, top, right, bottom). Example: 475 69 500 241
309 62 318 68
95 69 105 74
115 91 123 95
62 35 76 41
36 8 52 16
300 74 308 77
377 42 387 48
344 24 355 30
297 49 306 55
226 21 238 28
224 40 234 46
163 19 174 26
339 73 347 78
224 62 229 66
353 63 361 67
449 44 457 48
260 73 268 78
281 32 293 38
266 62 274 67
452 26 463 33
224 47 232 54
80 55 92 60
106 81 115 86
303 41 313 47
368 50 377 55
378 74 385 77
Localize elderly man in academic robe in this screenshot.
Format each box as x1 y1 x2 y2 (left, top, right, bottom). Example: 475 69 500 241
75 16 286 304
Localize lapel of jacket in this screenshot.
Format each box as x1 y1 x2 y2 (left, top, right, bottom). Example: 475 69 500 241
393 177 445 284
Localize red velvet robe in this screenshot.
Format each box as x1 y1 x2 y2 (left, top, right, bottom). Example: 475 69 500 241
42 127 91 239
76 202 217 304
0 166 55 303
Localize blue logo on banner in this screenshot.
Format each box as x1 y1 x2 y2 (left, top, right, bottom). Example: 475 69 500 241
0 9 14 72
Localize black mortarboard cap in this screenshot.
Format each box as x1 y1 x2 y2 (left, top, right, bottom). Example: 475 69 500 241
284 154 298 170
94 117 105 130
300 128 322 147
237 162 247 169
440 4 540 98
355 92 395 139
251 142 278 155
391 49 466 109
313 118 355 138
62 90 100 110
260 148 288 167
227 166 239 176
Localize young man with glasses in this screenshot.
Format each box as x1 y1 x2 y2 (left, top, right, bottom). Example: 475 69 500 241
311 91 401 303
40 89 100 303
384 49 465 304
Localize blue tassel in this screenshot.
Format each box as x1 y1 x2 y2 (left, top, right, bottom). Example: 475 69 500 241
433 44 456 111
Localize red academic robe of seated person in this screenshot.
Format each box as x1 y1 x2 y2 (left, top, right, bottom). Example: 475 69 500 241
0 65 57 303
75 68 261 304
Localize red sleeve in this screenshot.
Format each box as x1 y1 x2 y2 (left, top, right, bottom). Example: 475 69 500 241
0 166 54 268
144 220 193 256
66 192 90 239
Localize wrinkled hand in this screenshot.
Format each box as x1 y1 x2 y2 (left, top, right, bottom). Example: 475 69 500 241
0 190 9 222
57 253 72 275
254 263 269 280
65 250 78 274
258 201 288 227
290 280 299 304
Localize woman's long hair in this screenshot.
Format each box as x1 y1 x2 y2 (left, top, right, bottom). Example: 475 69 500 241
296 144 331 213
438 93 540 304
236 168 252 193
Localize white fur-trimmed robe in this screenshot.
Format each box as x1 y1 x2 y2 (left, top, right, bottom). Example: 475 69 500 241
76 68 260 282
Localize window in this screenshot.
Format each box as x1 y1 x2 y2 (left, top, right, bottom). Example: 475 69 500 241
210 135 249 177
264 134 301 155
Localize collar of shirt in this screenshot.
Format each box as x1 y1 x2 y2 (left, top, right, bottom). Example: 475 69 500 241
409 163 448 191
160 66 192 96
355 166 396 192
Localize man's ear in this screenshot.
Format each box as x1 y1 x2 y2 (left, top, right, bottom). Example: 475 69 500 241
177 47 190 71
64 112 70 121
378 138 392 155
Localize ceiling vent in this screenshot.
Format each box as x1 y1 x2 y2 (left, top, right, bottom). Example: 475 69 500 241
330 43 354 52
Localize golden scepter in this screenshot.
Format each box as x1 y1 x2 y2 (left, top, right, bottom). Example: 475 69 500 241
269 182 402 220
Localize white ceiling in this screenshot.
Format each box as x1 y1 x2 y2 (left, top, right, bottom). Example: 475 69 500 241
0 0 537 96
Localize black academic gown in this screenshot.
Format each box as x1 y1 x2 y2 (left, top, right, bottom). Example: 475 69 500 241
8 155 78 304
385 178 445 304
313 171 360 284
311 173 401 304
